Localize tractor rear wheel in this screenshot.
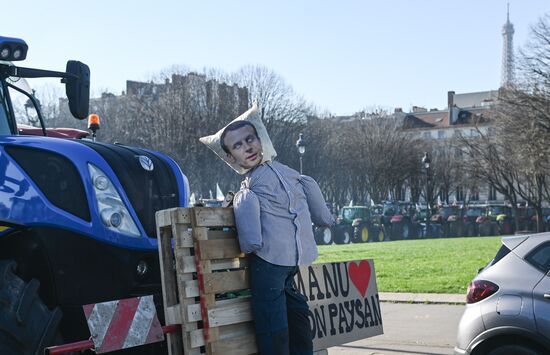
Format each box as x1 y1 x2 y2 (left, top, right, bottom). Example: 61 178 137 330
334 226 351 244
374 226 386 242
315 227 333 245
353 225 369 243
0 260 62 355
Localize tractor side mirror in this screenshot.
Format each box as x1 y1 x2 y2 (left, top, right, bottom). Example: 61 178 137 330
65 60 90 119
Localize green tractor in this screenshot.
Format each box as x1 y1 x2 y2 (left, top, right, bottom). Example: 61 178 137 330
334 206 384 244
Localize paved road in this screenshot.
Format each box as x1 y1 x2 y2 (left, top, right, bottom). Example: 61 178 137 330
328 302 465 355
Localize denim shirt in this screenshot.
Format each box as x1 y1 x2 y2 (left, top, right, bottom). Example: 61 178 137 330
233 161 334 266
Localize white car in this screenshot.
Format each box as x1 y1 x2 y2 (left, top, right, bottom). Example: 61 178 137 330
455 233 550 355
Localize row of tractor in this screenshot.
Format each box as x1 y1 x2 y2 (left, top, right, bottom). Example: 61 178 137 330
314 201 550 245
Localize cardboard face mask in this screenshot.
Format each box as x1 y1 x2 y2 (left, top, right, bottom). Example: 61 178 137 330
199 103 277 174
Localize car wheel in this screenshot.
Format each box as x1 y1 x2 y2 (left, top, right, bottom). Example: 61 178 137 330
488 343 544 355
315 227 333 245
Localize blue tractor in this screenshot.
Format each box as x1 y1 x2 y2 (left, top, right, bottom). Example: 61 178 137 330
0 36 188 353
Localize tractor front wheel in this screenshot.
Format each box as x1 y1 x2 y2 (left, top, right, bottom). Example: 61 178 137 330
0 260 62 355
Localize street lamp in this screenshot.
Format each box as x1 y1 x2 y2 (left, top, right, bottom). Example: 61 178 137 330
296 133 306 174
422 152 432 237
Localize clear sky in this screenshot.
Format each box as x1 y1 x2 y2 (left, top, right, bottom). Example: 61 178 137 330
4 0 549 115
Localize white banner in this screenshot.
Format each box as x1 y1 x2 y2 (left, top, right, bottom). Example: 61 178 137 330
296 260 383 350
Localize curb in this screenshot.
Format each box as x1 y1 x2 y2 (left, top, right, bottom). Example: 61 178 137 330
379 292 466 305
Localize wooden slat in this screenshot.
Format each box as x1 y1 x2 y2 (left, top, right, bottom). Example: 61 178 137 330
171 210 199 355
177 255 196 274
157 224 184 355
207 229 237 240
192 207 235 227
197 239 244 260
210 335 257 355
175 228 193 248
203 270 249 294
181 257 244 274
208 300 252 327
174 207 192 224
155 209 172 228
189 321 255 349
176 279 199 298
187 296 251 322
189 328 205 349
165 304 182 325
192 226 216 355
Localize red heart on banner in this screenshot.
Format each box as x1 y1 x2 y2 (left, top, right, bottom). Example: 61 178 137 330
348 260 371 297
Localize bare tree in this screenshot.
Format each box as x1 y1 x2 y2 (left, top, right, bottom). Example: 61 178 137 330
495 13 550 230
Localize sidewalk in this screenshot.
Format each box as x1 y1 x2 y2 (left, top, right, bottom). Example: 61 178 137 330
379 292 465 304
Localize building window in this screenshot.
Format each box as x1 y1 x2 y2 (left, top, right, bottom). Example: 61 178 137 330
470 190 479 201
456 186 464 201
489 185 497 201
396 187 406 202
438 130 445 139
423 131 431 140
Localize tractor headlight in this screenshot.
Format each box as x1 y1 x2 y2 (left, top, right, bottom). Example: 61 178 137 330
0 37 28 61
88 163 140 237
12 47 23 60
0 46 10 59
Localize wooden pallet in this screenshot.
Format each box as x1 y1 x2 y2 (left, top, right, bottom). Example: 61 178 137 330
156 207 256 355
157 206 329 355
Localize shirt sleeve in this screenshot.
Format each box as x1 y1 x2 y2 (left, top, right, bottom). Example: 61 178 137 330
233 188 263 254
299 175 335 227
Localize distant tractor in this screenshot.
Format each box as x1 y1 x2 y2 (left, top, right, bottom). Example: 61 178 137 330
486 203 514 235
334 206 384 244
383 201 419 240
475 203 507 236
463 204 486 236
430 205 464 238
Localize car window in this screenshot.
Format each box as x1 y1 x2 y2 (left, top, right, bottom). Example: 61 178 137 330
487 244 511 269
526 242 550 273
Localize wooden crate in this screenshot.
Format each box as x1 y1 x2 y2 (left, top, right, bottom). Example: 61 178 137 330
156 207 329 355
156 207 256 355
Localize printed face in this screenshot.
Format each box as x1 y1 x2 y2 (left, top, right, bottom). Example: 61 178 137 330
224 125 263 169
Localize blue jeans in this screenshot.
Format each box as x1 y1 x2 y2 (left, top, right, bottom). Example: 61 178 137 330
249 254 313 355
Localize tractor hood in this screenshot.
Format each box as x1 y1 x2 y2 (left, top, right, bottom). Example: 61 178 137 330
0 135 188 250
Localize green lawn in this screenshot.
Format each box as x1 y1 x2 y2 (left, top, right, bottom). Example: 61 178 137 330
316 237 502 294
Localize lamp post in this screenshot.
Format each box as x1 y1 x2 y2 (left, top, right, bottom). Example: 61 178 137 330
422 152 432 237
296 133 306 174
